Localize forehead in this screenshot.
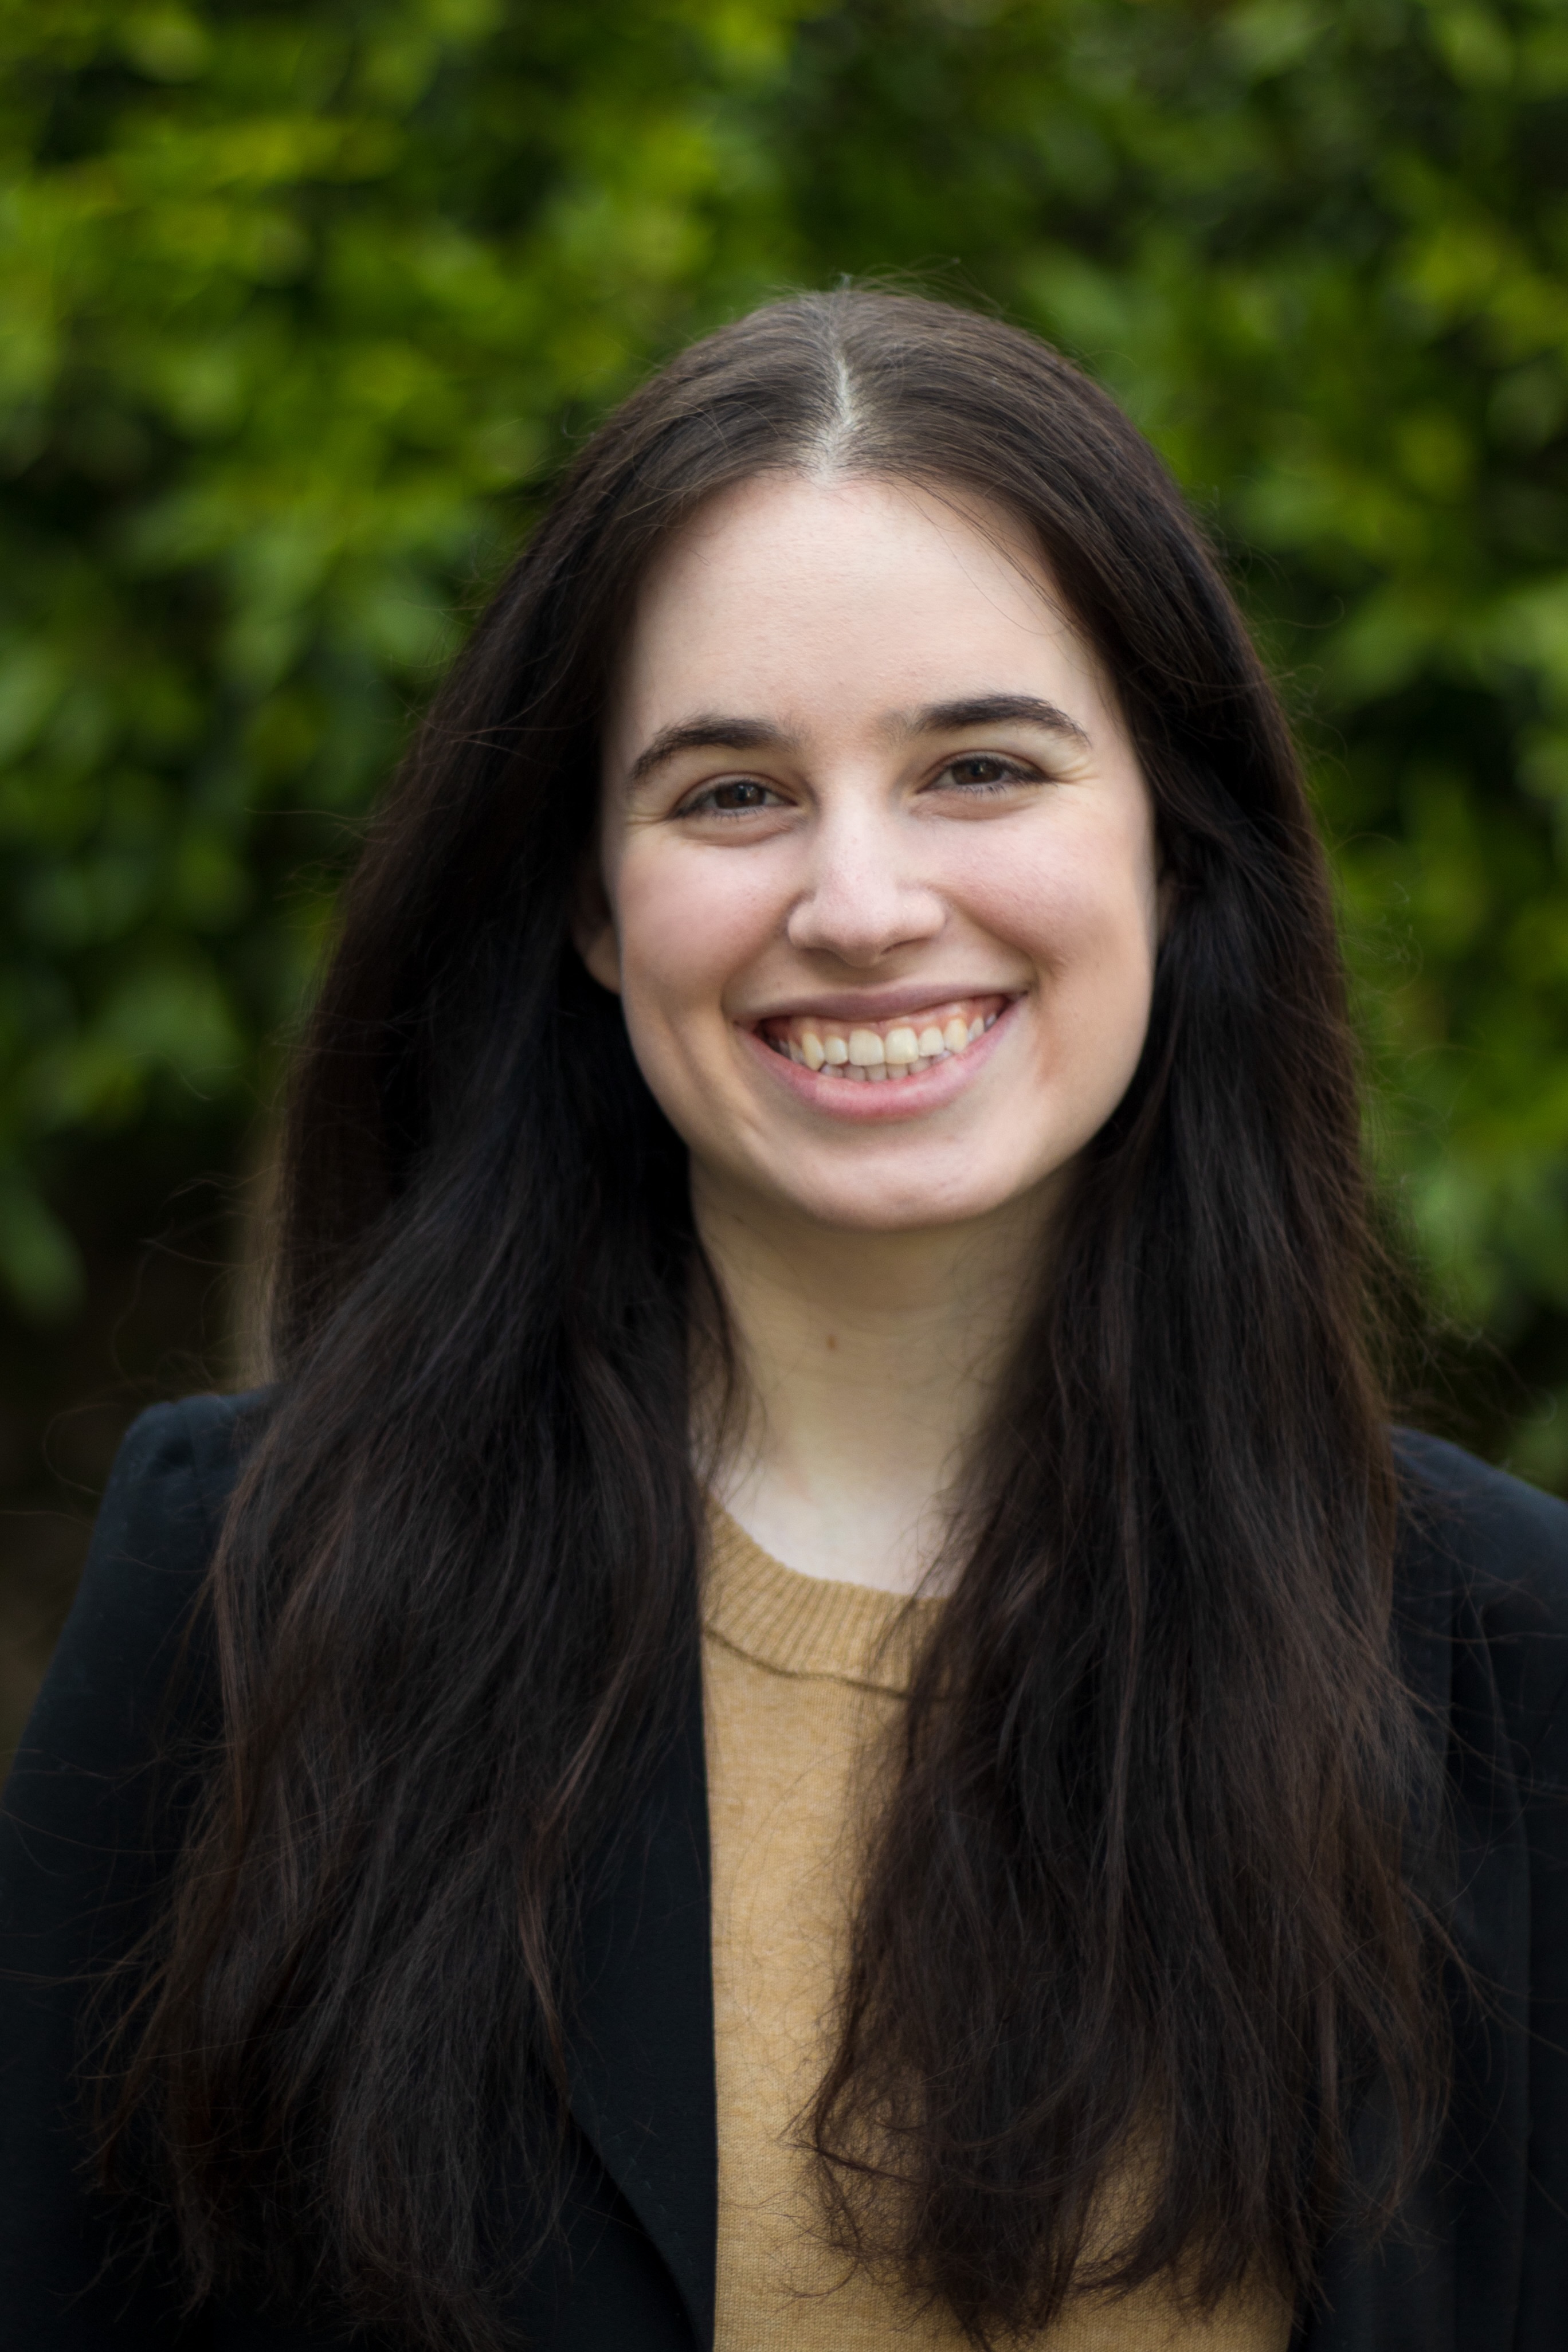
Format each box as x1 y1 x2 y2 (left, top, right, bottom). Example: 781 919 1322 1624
606 472 1100 742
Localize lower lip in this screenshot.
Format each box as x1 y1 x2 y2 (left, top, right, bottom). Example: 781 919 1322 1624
740 998 1021 1123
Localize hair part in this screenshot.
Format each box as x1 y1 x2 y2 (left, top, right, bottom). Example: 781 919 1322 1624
100 289 1448 2350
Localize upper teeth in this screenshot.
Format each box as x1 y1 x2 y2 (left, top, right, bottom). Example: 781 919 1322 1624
761 998 1003 1081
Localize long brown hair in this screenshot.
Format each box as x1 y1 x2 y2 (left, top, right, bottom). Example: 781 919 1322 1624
103 291 1447 2347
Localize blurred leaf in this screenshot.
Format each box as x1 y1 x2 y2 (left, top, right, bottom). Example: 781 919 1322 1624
0 1168 83 1319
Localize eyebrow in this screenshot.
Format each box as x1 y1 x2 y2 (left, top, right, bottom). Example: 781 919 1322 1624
623 691 1090 789
626 716 799 786
900 693 1091 747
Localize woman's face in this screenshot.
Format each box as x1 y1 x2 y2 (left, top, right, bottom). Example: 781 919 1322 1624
581 472 1161 1237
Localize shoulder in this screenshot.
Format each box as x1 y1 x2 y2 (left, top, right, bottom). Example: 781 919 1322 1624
13 1390 269 1783
0 1394 270 2337
65 1389 265 1656
1393 1425 1568 1766
1394 1426 1568 1622
100 1386 265 1535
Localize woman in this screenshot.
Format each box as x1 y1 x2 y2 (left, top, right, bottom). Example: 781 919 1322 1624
2 290 1566 2352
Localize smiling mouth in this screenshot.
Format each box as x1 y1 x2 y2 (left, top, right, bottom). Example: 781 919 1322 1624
754 994 1010 1083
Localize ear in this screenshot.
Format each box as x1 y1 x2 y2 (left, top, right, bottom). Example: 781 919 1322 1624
570 856 622 994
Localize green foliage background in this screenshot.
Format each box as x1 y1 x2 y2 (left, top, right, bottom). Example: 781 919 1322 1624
5 0 1568 1473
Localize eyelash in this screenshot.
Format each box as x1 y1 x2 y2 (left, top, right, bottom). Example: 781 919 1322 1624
674 754 1041 820
939 754 1040 794
676 779 782 820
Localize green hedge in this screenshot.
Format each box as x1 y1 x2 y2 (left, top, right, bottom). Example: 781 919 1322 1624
4 0 1567 1465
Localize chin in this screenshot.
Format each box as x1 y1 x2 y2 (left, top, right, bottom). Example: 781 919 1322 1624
769 1169 1033 1235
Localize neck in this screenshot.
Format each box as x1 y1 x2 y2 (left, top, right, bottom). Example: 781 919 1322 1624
692 1169 1054 1594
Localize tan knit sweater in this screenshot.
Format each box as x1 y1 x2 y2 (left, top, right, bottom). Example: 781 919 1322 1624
702 1504 1293 2352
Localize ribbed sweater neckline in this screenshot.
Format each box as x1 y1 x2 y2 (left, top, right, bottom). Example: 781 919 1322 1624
703 1502 942 1697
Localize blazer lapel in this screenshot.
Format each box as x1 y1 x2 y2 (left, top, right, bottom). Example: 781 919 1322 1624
1293 2162 1455 2352
566 1662 718 2349
1296 1449 1497 2352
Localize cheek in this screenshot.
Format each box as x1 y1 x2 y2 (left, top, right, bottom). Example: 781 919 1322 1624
967 838 1157 987
612 849 778 1025
959 820 1159 1089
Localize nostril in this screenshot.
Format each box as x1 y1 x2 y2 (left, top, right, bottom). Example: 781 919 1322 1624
786 882 946 961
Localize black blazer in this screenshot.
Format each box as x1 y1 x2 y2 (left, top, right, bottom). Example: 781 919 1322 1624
3 1392 1568 2351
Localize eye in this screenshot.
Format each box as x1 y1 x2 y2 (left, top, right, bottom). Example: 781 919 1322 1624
677 777 782 818
935 752 1041 794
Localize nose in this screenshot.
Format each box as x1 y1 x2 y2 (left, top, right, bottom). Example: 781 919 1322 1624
785 802 946 968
